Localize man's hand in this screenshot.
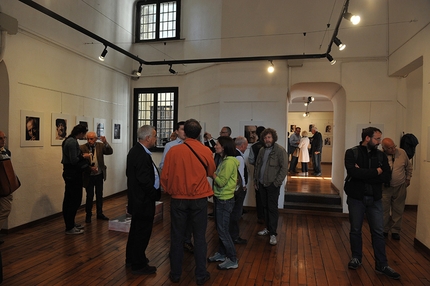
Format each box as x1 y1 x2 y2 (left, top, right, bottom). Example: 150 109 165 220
376 167 383 175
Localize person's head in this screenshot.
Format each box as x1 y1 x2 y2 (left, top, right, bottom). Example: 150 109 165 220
301 130 308 137
175 121 186 140
215 136 236 157
295 126 301 135
245 125 257 143
0 131 6 149
311 126 318 134
219 126 231 137
169 132 178 141
69 124 88 140
26 117 39 140
235 136 248 153
56 118 67 138
261 128 278 148
86 131 98 146
184 119 202 139
256 126 265 142
361 127 382 150
137 125 157 148
382 137 397 155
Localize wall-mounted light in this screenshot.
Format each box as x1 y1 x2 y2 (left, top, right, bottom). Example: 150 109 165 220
169 64 177 74
99 46 108 61
334 37 346 51
343 12 360 25
267 61 275 73
327 54 336 65
136 64 143 76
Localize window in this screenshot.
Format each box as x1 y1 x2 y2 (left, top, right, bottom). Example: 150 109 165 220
133 87 178 150
135 0 181 42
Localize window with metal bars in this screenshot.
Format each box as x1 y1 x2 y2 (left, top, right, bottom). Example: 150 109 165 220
135 0 181 42
133 87 178 151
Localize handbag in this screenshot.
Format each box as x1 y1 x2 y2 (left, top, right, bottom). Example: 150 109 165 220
292 147 300 157
0 158 21 197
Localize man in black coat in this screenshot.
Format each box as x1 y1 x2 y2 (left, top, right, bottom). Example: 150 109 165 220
125 125 161 275
310 126 323 176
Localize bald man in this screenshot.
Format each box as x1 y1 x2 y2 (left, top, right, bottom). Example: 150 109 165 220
80 132 113 223
381 137 412 241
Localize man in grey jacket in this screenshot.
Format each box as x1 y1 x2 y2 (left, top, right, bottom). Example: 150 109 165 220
254 128 288 246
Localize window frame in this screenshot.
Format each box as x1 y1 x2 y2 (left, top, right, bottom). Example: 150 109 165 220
133 87 179 152
135 0 181 43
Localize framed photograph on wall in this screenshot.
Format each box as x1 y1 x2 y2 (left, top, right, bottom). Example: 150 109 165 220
112 119 122 143
76 116 93 143
51 113 73 146
324 136 332 147
240 121 264 145
94 118 106 138
325 124 332 134
20 110 44 147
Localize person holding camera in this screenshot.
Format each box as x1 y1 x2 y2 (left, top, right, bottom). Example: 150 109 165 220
61 124 90 235
344 127 400 280
80 132 113 223
381 137 412 241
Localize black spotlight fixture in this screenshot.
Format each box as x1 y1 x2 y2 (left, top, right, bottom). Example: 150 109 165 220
327 54 336 65
343 12 360 25
99 46 108 61
136 64 143 76
169 64 177 74
334 37 346 51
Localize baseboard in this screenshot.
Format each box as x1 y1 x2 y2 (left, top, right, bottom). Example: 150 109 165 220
414 237 430 258
1 190 127 234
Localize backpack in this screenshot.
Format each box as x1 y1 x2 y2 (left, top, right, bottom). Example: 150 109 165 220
400 133 419 159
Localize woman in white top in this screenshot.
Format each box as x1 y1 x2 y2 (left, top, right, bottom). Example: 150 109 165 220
298 130 310 176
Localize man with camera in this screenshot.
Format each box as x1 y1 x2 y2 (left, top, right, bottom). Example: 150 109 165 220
381 137 412 241
80 131 113 223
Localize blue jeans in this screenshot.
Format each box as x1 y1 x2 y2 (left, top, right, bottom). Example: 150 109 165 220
229 189 247 240
347 196 388 267
170 198 208 281
214 197 236 262
289 156 299 172
312 153 321 174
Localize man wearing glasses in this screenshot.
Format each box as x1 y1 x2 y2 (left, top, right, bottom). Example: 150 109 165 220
381 137 412 241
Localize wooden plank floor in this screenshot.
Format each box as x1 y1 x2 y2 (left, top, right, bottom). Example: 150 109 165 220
1 190 430 285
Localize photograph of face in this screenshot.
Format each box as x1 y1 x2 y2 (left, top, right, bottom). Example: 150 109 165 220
55 118 67 140
26 116 40 141
290 125 296 132
325 125 332 133
244 125 258 144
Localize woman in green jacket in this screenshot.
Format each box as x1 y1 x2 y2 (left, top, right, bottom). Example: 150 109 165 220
208 136 240 270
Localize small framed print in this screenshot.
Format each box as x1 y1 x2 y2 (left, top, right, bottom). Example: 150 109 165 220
76 116 93 143
112 119 123 143
52 113 73 146
21 110 44 147
94 118 106 138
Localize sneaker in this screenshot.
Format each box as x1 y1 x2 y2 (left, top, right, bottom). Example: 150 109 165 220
196 272 210 285
348 258 362 270
375 265 401 280
74 224 84 229
208 252 226 262
258 228 269 236
184 242 194 253
217 258 238 270
233 237 247 244
169 273 180 283
269 235 277 245
65 227 84 235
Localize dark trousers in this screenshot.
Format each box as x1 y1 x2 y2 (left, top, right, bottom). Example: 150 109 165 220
312 153 321 174
347 196 388 267
126 200 155 271
301 162 308 172
259 183 280 236
170 198 208 281
289 156 299 172
85 173 104 216
229 189 247 240
62 170 83 231
255 189 264 220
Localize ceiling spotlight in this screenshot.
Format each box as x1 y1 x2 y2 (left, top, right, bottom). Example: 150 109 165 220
303 112 310 117
267 61 274 73
136 64 143 76
327 54 336 65
99 46 108 61
308 96 314 102
304 102 308 106
344 12 360 25
334 37 346 51
169 64 177 74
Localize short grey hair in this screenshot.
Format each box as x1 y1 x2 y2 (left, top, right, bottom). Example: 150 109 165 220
137 125 155 141
235 136 248 147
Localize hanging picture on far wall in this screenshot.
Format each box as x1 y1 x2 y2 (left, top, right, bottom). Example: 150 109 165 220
240 121 264 145
324 136 332 147
20 110 44 147
325 124 332 134
94 118 106 138
112 119 122 143
76 116 93 143
51 113 73 146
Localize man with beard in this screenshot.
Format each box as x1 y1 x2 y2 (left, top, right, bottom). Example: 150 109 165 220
344 127 400 280
254 128 288 246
